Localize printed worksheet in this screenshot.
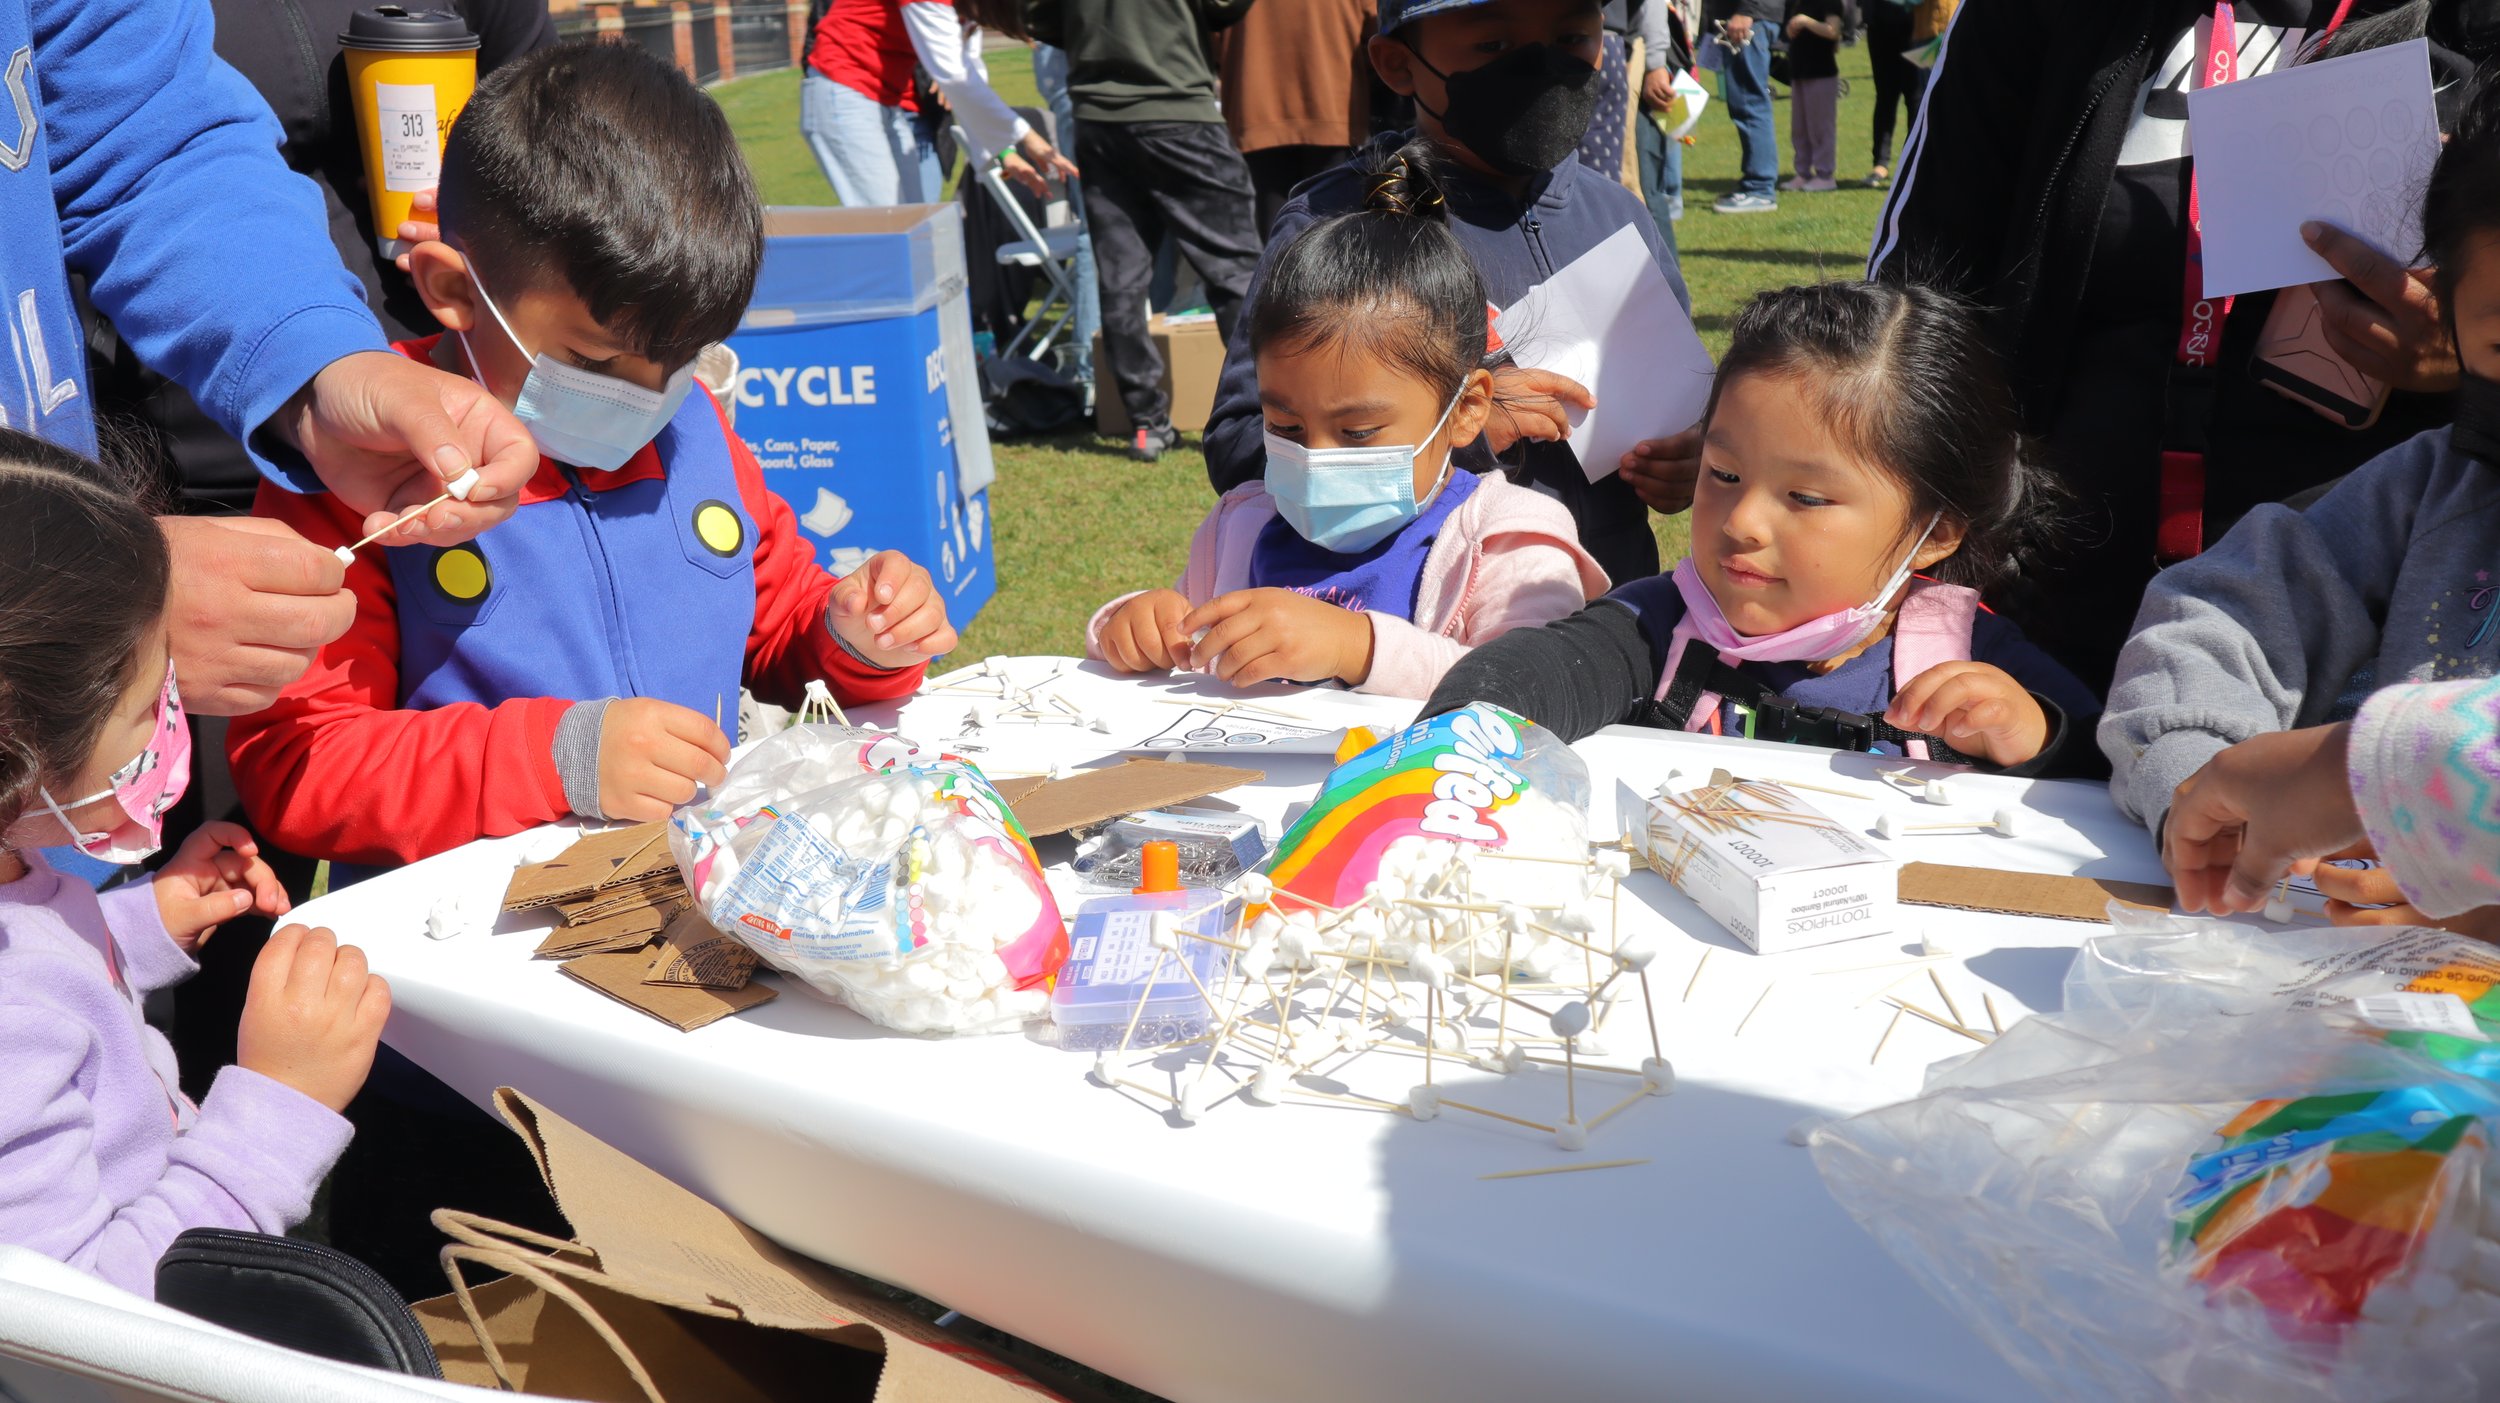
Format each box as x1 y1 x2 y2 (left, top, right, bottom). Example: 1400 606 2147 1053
2187 37 2440 298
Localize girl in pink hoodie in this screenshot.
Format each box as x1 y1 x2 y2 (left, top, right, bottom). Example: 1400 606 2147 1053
1089 141 1607 699
0 430 391 1296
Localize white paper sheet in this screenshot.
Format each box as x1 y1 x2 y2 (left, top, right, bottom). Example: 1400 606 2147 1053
2185 37 2440 299
1496 224 1715 483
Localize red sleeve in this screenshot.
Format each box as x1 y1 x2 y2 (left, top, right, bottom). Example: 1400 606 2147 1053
224 482 575 868
720 391 928 709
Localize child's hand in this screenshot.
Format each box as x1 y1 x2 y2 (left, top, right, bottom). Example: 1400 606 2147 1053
2162 725 2361 912
1482 366 1594 455
1183 589 1373 687
1885 661 2049 768
1099 589 1196 672
237 925 390 1114
597 698 731 822
830 550 959 668
2307 858 2500 938
1619 426 1702 513
153 821 291 953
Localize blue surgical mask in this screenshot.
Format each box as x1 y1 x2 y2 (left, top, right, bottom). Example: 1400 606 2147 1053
1262 389 1463 554
458 266 695 471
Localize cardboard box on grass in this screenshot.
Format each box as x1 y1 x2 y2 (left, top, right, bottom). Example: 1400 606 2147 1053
1091 312 1223 435
1617 776 1898 955
415 1089 1060 1403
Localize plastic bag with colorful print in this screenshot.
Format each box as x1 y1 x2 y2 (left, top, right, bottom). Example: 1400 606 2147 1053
668 724 1067 1035
1810 915 2500 1403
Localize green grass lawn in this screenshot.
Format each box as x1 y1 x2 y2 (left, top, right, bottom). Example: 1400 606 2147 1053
719 43 1893 661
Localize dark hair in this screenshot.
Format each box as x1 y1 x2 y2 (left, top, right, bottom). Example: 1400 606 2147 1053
2421 66 2500 311
439 40 763 370
955 0 1028 42
1248 141 1489 404
1704 282 2068 597
0 428 170 835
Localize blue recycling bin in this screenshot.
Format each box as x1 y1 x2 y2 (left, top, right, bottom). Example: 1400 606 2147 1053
726 205 997 630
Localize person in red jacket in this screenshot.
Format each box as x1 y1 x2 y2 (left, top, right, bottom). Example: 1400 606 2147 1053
229 41 957 873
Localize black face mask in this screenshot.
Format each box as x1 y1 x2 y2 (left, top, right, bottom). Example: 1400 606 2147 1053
1404 41 1602 179
2453 371 2500 466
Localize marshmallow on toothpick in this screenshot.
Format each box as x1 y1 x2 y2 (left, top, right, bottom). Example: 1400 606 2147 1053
332 469 483 564
1877 808 2024 840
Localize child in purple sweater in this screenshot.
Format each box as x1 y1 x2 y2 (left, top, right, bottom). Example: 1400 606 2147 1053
0 430 390 1297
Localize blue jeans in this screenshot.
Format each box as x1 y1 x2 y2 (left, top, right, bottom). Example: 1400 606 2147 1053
1716 28 1778 197
1637 107 1684 244
798 70 941 206
1030 45 1102 383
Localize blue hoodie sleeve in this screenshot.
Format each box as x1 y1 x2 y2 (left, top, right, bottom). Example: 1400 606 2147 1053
39 0 385 490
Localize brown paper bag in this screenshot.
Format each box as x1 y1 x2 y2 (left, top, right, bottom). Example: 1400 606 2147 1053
412 1089 1059 1402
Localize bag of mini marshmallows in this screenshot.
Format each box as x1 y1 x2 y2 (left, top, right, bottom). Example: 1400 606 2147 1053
1256 703 1593 971
668 724 1068 1034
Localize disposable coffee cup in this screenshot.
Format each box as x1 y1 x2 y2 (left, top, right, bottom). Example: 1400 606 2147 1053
341 5 478 261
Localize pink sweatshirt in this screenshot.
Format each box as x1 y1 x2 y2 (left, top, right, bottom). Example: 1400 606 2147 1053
0 853 350 1296
1088 475 1609 699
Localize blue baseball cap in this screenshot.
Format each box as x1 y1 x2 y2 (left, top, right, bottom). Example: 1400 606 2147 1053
1376 0 1491 35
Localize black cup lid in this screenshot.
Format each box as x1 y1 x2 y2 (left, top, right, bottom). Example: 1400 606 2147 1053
340 5 479 51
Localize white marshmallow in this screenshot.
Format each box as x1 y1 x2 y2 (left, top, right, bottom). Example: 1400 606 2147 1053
1549 1001 1591 1039
1875 814 1904 840
1991 807 2023 837
2414 1271 2462 1313
1238 872 1273 905
446 467 482 501
1641 1057 1675 1096
1502 1043 1530 1075
1368 876 1408 908
1148 914 1181 952
1613 933 1659 972
1786 1116 1823 1147
1407 1085 1442 1121
1243 1062 1289 1106
1920 778 1951 805
1555 1121 1589 1151
2265 896 2296 924
1919 933 1953 958
2469 1237 2500 1293
1594 850 1633 881
1176 1084 1210 1124
333 545 357 565
1408 949 1453 991
1089 1054 1114 1087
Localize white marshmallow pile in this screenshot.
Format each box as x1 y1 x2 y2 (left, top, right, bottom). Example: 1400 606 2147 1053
671 724 1058 1035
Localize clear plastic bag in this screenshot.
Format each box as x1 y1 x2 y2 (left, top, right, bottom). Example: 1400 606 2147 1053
1811 914 2500 1402
667 724 1067 1035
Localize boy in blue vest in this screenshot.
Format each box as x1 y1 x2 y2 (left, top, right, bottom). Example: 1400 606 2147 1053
230 41 955 869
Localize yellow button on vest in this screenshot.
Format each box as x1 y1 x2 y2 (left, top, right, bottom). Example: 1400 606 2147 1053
433 546 491 603
694 500 744 557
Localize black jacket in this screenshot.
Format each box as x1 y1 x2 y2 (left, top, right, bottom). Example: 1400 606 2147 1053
88 0 553 512
1867 0 2496 499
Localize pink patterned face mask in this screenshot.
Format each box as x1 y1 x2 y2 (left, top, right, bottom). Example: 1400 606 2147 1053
40 659 191 864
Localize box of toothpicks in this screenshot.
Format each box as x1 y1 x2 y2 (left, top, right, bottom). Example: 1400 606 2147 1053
1617 774 1898 954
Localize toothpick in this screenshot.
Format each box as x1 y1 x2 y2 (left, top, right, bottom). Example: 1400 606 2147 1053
1884 997 1992 1045
1438 1098 1557 1134
1735 981 1776 1037
334 479 467 558
1584 1084 1651 1131
1928 968 1966 1029
1756 777 1864 801
1683 947 1712 1003
1870 1005 1904 1064
1480 1157 1650 1181
1983 992 2004 1037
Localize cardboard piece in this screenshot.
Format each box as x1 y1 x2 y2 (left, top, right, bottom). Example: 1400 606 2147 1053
1093 312 1223 435
1899 861 2175 923
413 1089 1057 1401
1618 777 1898 954
645 909 761 990
504 823 677 911
560 948 776 1031
992 758 1264 838
535 906 680 961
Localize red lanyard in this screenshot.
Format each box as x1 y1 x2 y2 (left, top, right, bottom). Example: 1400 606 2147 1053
2159 0 2355 561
